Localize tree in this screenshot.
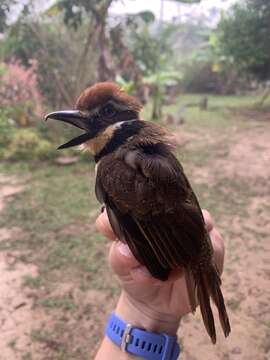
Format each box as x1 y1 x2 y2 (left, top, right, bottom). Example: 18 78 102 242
1 0 203 110
1 0 114 106
0 0 17 32
217 0 270 82
1 0 147 106
55 0 115 83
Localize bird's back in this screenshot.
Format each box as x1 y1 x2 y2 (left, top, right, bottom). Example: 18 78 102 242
96 121 209 273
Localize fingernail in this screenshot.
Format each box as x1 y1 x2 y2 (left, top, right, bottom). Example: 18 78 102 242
132 266 152 277
118 242 132 257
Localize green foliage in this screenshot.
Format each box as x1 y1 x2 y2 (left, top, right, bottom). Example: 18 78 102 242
1 22 40 66
133 10 155 23
217 0 270 80
129 21 177 76
51 0 113 29
3 128 56 161
145 70 182 120
179 21 244 94
145 71 182 87
0 110 14 157
181 62 220 93
116 75 136 94
122 10 155 26
126 19 184 118
1 3 99 107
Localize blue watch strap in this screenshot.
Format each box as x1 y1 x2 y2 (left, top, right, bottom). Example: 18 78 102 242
105 312 180 360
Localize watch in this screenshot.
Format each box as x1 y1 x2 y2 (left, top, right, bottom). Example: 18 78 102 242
105 312 181 360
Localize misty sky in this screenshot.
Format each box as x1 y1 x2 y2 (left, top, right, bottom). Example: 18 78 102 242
9 0 239 25
110 0 238 22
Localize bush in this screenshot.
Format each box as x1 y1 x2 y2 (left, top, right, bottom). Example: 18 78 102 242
181 61 222 93
0 60 43 126
0 110 15 157
181 60 247 95
3 128 56 161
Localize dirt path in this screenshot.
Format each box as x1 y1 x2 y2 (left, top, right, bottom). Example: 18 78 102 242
180 125 270 360
0 175 38 359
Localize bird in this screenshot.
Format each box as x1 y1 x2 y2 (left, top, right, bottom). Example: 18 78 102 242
45 82 231 343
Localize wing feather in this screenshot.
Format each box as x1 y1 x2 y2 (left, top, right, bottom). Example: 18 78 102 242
96 147 205 279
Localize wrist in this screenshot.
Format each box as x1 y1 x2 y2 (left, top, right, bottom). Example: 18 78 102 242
115 292 180 336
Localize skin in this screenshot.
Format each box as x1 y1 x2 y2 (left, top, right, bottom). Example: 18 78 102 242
94 209 225 360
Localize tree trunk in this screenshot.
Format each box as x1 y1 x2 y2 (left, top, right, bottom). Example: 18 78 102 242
97 21 115 81
89 1 115 82
151 86 162 120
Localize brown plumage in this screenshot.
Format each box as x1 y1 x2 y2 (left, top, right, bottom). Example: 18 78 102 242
76 82 142 113
45 82 231 343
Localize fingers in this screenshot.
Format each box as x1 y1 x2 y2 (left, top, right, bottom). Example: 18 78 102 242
202 209 214 233
96 208 220 282
202 209 225 273
109 240 183 284
109 241 141 277
95 210 116 241
131 266 183 284
96 210 156 281
96 209 183 283
210 228 225 274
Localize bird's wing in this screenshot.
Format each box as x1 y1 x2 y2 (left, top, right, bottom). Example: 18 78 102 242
95 146 206 281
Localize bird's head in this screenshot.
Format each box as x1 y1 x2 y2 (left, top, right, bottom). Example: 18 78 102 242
45 82 142 154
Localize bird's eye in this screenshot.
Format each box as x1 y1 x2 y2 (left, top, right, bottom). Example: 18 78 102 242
92 113 99 121
101 104 116 117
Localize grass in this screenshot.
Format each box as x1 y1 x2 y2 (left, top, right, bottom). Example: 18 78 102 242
8 339 17 349
0 159 119 359
227 297 243 311
0 161 116 291
0 163 97 232
23 275 44 288
0 93 268 359
143 92 269 133
39 297 76 310
31 329 51 343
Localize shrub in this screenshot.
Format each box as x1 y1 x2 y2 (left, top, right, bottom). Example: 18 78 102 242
181 61 221 93
0 59 43 126
0 110 15 157
3 128 56 161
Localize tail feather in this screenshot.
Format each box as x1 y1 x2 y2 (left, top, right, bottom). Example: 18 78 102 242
185 268 197 313
207 265 231 338
196 271 217 344
195 265 231 344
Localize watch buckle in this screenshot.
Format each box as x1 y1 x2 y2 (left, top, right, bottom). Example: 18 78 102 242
121 323 133 352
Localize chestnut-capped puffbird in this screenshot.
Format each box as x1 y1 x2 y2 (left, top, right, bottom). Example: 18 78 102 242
45 82 230 343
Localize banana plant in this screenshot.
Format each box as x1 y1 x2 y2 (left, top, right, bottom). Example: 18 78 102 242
144 71 183 120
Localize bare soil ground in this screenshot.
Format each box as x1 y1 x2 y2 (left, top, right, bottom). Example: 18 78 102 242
180 124 270 360
0 176 38 359
0 118 269 359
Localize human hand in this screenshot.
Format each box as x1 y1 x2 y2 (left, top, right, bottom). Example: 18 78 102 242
96 209 225 335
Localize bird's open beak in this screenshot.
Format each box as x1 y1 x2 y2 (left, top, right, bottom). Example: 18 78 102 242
45 110 97 149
